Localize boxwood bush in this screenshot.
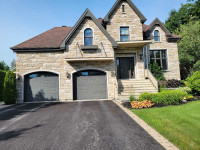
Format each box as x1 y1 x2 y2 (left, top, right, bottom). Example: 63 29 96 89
138 92 157 101
152 90 187 106
139 90 188 106
0 70 6 101
3 71 17 104
186 71 200 95
129 95 136 102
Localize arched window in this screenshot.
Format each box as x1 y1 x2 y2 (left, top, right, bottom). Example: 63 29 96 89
154 30 160 41
84 28 93 46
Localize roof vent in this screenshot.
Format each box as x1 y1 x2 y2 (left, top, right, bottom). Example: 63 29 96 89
62 25 67 27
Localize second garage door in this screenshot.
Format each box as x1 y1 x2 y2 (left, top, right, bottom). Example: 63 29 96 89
73 70 107 100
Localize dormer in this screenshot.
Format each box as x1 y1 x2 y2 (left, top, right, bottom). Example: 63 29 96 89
104 0 147 41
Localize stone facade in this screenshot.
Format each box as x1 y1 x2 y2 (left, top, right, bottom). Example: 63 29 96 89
149 26 181 80
106 1 143 41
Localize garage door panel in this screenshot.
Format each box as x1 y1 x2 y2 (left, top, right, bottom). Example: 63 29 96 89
24 72 59 102
73 70 107 100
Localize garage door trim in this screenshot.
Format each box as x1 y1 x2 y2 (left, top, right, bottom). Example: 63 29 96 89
72 68 108 101
22 70 60 102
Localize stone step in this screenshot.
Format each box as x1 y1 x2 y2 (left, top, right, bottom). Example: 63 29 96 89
118 86 156 90
119 91 158 96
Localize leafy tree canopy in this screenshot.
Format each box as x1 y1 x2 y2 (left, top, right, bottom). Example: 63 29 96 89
178 21 200 79
0 61 10 71
165 0 200 33
11 59 16 72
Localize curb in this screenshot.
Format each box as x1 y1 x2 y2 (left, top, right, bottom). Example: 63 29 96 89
112 100 179 150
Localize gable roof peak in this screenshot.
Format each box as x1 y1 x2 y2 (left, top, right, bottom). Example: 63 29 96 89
148 17 171 36
104 0 147 23
60 9 118 49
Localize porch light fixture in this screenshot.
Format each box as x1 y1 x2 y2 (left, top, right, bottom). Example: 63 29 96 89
16 74 21 81
66 72 71 79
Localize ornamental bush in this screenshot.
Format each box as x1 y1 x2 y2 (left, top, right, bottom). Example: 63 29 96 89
186 71 200 95
138 92 157 101
3 71 17 104
151 90 187 106
149 62 166 81
129 95 136 102
0 70 6 101
139 90 188 106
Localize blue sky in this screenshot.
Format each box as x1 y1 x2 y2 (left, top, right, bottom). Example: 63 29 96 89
0 0 188 66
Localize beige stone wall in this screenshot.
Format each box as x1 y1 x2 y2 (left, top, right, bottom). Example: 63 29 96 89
15 18 116 103
150 26 181 80
116 47 145 79
106 1 143 41
66 18 114 58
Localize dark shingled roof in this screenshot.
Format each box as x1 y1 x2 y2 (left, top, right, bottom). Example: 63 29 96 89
11 26 73 50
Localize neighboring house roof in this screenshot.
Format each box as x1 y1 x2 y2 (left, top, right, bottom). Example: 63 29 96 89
104 0 147 23
60 9 118 49
11 27 73 51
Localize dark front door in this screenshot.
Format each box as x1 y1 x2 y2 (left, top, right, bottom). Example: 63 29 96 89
73 70 107 100
117 57 135 79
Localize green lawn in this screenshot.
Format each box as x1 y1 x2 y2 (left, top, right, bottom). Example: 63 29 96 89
132 101 200 150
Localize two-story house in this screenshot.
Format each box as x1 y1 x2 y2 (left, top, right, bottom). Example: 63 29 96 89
11 0 181 103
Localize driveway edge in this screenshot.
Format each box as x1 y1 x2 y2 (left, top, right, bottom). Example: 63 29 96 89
112 100 179 150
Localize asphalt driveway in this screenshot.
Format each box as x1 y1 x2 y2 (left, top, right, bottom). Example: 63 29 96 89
0 101 164 150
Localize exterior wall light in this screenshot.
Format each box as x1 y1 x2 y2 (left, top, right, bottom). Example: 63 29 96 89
17 74 21 81
66 72 71 79
111 71 115 77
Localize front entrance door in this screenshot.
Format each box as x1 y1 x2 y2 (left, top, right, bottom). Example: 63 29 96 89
117 57 135 79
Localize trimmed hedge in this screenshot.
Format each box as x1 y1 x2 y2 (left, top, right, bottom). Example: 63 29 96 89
3 71 17 104
0 70 6 101
139 90 188 106
138 92 157 101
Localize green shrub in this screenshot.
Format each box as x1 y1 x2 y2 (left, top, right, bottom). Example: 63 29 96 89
186 71 200 94
0 70 6 101
152 90 187 105
3 71 17 104
176 87 192 94
150 62 166 81
138 92 157 101
129 95 136 102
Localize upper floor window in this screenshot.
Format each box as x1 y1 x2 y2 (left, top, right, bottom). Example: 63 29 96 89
154 30 160 41
150 50 168 70
84 28 93 46
120 27 129 42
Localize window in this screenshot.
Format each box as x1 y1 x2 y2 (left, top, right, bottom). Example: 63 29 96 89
120 27 129 42
154 30 160 41
84 28 93 46
150 50 168 70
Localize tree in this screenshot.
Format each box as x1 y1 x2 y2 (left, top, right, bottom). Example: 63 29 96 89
178 21 200 79
11 59 16 72
0 61 9 71
3 71 17 104
165 10 180 33
165 1 200 33
149 62 166 81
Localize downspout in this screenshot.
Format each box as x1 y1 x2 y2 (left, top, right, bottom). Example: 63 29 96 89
143 46 145 79
146 45 149 79
101 42 103 57
76 43 78 58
